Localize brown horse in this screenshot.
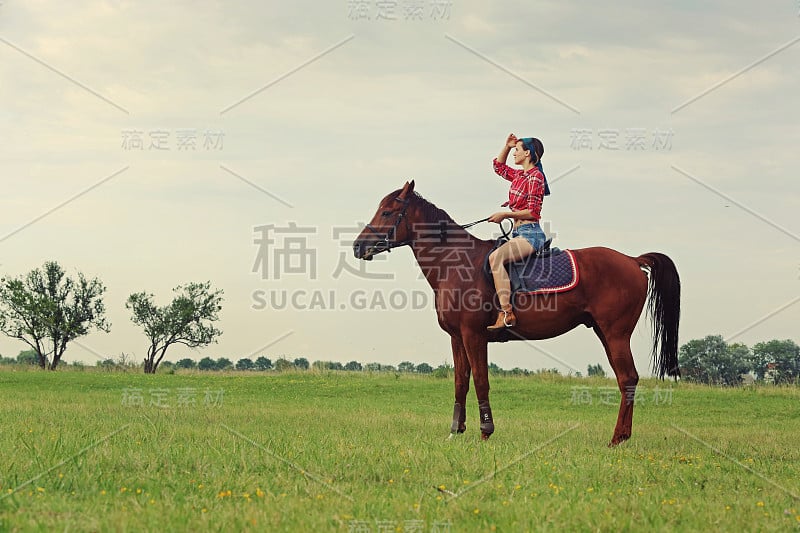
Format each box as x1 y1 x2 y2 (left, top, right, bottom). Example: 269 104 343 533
353 181 680 446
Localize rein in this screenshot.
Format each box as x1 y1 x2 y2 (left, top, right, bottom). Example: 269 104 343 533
460 217 513 241
459 218 487 229
363 198 512 254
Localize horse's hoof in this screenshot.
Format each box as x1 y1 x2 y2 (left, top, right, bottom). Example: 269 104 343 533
608 435 630 447
481 432 491 441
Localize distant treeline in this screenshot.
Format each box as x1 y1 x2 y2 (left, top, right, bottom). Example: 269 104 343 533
3 334 797 386
1 349 567 377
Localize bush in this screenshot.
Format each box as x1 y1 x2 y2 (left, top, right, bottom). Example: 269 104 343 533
434 363 452 379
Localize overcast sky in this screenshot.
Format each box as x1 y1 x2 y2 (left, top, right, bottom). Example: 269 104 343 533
1 1 798 375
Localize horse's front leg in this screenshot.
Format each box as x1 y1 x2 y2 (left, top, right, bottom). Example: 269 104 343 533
450 335 470 436
462 331 493 439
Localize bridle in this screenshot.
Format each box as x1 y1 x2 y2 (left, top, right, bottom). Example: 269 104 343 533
361 196 413 254
360 196 513 256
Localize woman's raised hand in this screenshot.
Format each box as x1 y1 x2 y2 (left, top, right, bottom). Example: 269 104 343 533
505 133 518 148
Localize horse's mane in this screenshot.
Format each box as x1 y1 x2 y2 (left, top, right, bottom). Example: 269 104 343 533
408 191 458 226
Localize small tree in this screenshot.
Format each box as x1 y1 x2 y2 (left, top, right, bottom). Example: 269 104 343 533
678 336 750 385
344 360 362 371
16 349 39 366
176 358 196 369
293 357 310 370
434 362 453 379
587 364 606 377
198 357 216 371
313 360 343 371
416 362 434 374
398 361 416 373
236 358 254 371
254 356 272 371
215 357 233 371
116 352 136 368
0 261 109 370
127 282 223 374
98 358 116 370
274 358 294 371
752 339 800 383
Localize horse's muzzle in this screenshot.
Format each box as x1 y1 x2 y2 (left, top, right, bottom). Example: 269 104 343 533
353 241 374 261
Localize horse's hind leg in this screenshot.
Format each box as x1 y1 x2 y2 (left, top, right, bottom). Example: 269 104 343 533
593 326 639 447
450 334 470 435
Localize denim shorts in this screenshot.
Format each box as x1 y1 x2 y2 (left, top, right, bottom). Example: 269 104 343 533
512 222 547 251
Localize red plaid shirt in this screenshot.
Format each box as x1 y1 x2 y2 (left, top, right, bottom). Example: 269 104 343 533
492 158 545 221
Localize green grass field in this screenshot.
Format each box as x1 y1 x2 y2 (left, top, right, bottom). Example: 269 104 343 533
1 367 799 532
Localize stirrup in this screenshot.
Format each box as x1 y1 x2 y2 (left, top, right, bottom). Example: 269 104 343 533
488 308 516 330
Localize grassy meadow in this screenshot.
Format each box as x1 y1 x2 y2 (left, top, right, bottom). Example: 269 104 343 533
1 367 799 532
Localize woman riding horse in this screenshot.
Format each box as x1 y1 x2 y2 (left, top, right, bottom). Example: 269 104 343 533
488 133 551 330
353 177 680 446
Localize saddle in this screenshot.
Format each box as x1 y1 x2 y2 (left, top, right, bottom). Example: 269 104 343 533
484 238 579 295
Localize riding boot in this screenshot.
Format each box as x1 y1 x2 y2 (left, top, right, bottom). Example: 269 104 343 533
487 306 516 330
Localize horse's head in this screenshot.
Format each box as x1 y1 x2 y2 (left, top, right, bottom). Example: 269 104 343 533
353 180 416 261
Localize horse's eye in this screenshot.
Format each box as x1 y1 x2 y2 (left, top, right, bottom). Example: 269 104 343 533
381 211 392 217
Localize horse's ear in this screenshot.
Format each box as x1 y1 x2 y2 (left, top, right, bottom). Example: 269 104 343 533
398 180 414 198
398 180 415 199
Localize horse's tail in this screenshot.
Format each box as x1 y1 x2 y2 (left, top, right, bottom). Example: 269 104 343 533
637 253 681 379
